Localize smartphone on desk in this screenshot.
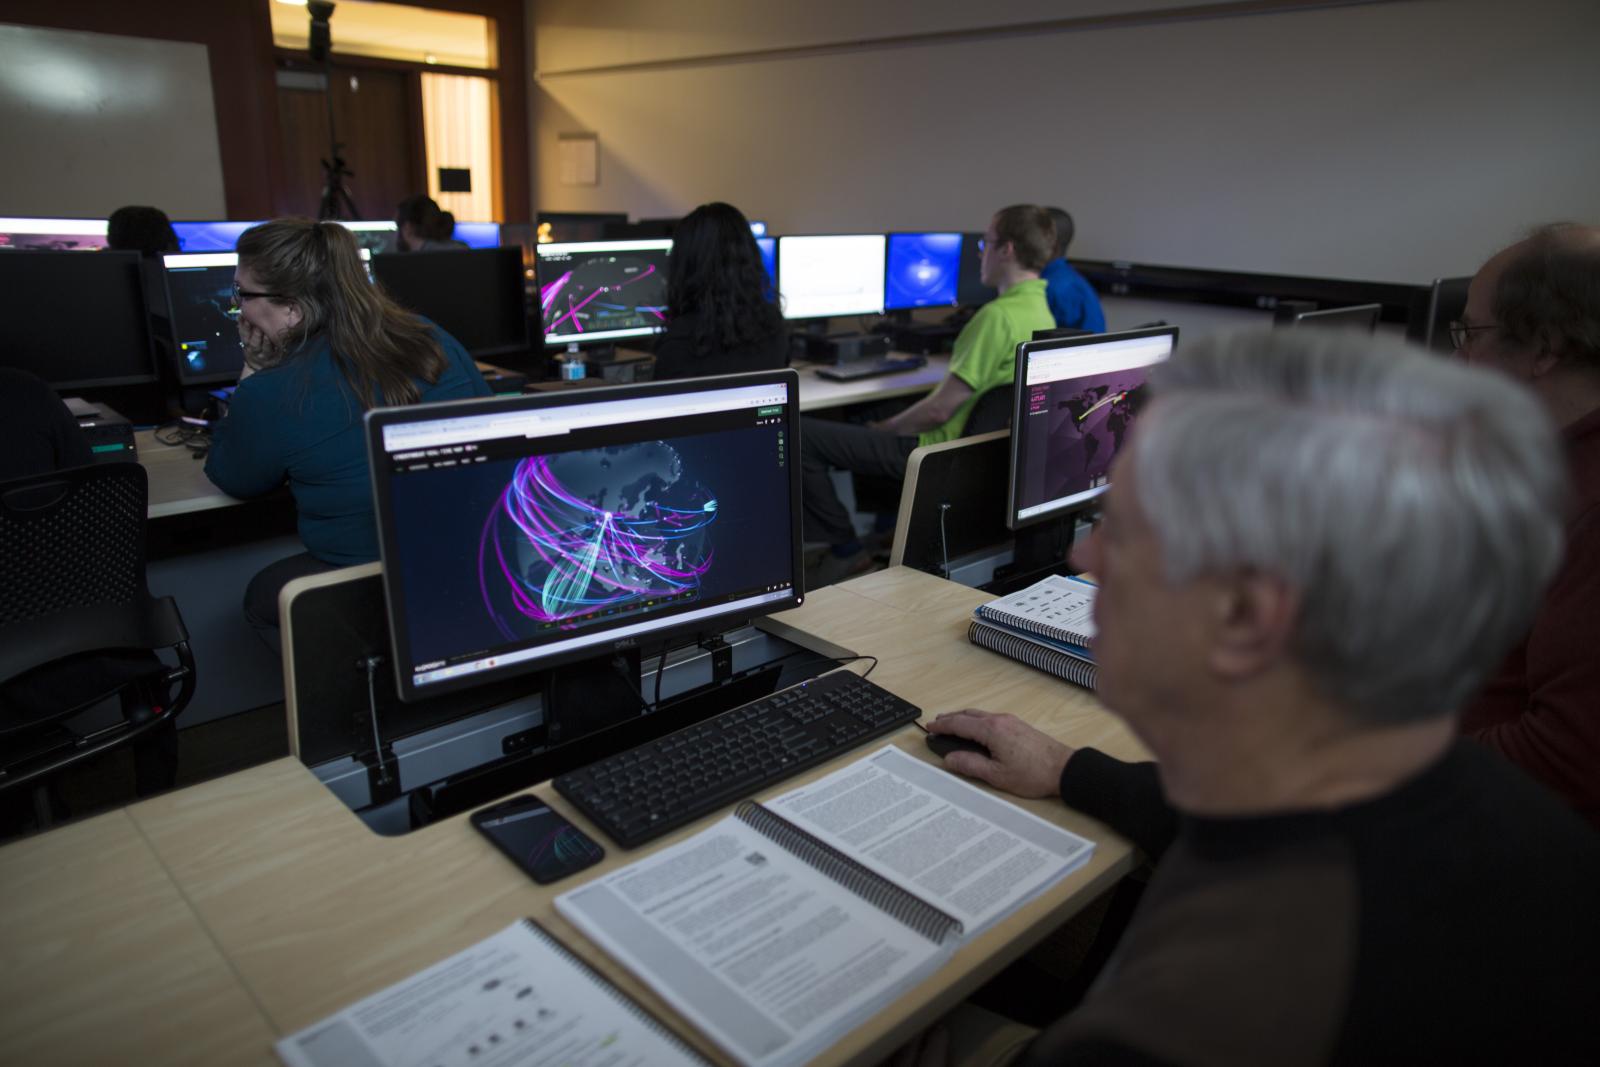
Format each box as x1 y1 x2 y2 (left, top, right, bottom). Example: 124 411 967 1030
471 794 604 885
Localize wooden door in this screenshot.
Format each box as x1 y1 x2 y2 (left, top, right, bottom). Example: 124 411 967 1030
275 66 421 221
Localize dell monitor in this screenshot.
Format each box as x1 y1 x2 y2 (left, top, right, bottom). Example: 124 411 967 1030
1289 303 1382 333
956 232 997 308
885 232 962 311
367 369 803 760
1009 326 1178 533
171 221 261 253
452 222 502 249
161 252 249 384
777 234 887 320
536 239 671 346
372 246 529 358
0 251 159 388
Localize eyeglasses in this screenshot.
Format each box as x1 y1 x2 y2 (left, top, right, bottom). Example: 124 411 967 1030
1448 320 1497 349
231 283 285 306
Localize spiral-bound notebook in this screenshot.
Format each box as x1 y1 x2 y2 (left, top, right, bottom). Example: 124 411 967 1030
969 575 1098 689
556 745 1095 1067
975 574 1098 648
275 918 709 1067
969 619 1098 690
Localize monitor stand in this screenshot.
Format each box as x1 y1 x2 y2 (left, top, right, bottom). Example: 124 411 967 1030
986 516 1080 594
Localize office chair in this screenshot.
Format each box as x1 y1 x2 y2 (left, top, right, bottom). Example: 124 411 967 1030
963 382 1017 436
0 462 195 827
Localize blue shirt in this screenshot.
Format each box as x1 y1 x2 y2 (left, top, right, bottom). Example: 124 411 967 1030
206 325 491 565
1041 258 1106 333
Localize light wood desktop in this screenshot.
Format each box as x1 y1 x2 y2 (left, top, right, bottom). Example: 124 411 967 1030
0 566 1143 1067
136 356 950 520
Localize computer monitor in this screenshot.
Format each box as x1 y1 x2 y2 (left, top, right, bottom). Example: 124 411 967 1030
1289 303 1382 333
756 236 778 290
1419 277 1470 354
366 369 803 717
161 252 248 384
372 247 529 358
338 221 399 255
171 221 261 253
451 222 501 249
537 212 629 245
0 217 108 252
884 232 962 311
0 251 159 388
536 239 672 346
1008 326 1178 530
777 234 886 320
956 232 997 308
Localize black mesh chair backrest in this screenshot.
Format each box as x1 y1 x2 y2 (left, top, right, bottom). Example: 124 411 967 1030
963 382 1016 437
0 462 149 628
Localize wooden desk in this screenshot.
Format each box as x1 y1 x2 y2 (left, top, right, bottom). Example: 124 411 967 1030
796 354 949 413
138 428 241 519
0 571 1137 1063
136 360 949 520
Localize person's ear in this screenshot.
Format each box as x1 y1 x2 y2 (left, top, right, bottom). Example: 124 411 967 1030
1208 570 1297 680
284 302 304 330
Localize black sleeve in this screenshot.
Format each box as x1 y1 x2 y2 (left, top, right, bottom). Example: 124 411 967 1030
1059 748 1179 862
651 316 694 381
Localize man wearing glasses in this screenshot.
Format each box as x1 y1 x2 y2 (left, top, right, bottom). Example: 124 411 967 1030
1455 222 1600 829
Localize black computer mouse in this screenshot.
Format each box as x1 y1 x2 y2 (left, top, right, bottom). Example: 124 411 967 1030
925 732 992 760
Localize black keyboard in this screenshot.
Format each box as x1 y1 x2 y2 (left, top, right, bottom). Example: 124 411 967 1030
813 355 928 381
554 671 922 848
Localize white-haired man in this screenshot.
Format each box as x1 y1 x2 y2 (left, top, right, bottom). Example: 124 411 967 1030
921 332 1600 1065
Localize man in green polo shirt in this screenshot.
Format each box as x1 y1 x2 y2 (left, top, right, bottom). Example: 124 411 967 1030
801 204 1057 584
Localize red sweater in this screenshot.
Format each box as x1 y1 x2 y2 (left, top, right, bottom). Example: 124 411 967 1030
1461 406 1600 829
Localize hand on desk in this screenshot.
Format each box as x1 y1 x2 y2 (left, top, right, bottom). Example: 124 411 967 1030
927 710 1075 798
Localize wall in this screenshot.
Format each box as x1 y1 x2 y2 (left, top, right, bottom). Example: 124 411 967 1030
0 0 281 219
529 0 1600 282
0 24 225 218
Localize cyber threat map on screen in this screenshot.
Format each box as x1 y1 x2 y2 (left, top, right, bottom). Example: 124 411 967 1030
480 442 716 638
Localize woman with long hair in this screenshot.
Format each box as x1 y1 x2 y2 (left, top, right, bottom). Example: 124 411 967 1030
654 202 787 380
206 217 490 644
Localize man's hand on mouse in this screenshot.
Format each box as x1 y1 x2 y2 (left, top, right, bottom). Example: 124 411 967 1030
927 710 1076 798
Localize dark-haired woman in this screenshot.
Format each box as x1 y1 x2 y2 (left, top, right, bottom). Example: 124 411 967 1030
653 202 787 380
205 218 490 644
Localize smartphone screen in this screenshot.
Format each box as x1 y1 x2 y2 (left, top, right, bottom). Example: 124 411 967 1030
473 795 604 884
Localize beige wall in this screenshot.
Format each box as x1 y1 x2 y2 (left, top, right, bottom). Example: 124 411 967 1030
529 0 1600 283
0 24 226 218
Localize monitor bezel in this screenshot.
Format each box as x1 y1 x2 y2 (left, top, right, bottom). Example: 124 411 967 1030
366 368 806 705
1290 303 1383 332
776 232 888 321
535 238 674 347
883 231 963 312
1006 325 1179 531
160 251 246 386
0 250 162 388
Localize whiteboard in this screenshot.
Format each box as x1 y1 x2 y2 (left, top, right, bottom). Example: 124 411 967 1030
0 23 226 218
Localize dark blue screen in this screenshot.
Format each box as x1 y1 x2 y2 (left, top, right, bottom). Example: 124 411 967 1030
885 232 961 310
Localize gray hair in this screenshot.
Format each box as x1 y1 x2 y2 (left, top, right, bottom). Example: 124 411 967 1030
1134 330 1567 724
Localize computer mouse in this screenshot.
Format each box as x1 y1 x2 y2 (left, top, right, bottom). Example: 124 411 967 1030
925 732 992 761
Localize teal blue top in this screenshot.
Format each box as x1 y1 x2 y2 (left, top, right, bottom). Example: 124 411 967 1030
206 324 491 565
